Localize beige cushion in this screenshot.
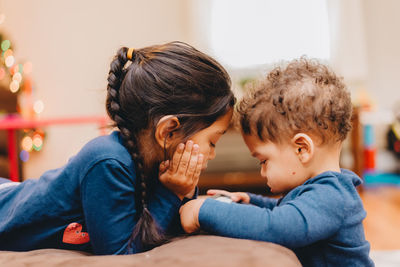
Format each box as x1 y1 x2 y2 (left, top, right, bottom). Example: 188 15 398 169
0 235 301 267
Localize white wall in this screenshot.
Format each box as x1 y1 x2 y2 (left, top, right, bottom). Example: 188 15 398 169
363 0 400 110
361 0 400 172
1 0 190 178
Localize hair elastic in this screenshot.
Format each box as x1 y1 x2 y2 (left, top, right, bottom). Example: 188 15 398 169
127 47 135 60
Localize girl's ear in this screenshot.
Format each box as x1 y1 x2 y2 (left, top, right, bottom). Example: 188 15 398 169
155 115 181 148
291 133 314 164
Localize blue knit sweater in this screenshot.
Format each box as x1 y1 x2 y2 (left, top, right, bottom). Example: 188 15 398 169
0 131 184 255
199 169 374 266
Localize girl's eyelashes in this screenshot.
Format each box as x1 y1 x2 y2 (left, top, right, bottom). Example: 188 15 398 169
259 160 267 165
209 142 216 148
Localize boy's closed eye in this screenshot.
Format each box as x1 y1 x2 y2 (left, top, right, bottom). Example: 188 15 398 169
259 160 267 165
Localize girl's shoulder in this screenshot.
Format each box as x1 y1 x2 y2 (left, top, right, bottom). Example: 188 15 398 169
72 131 133 171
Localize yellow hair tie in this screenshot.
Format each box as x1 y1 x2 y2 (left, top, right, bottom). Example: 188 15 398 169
127 47 135 60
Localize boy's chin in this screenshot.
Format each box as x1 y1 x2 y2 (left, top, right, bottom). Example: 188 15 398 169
270 187 290 195
269 187 276 193
267 184 281 194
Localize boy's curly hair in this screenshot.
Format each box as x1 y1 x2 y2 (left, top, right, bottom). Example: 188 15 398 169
237 58 352 144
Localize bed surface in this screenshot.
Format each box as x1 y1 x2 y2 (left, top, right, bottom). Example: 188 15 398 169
0 235 301 266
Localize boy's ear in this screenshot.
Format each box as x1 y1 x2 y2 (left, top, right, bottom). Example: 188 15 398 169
155 115 181 148
291 133 314 164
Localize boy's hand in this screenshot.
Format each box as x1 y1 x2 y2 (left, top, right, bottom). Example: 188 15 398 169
159 141 204 200
207 189 250 204
179 199 205 233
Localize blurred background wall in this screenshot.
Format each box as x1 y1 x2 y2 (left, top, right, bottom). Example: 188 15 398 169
1 0 192 178
0 0 399 179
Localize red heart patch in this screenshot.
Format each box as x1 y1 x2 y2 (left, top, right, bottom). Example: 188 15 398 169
62 222 90 244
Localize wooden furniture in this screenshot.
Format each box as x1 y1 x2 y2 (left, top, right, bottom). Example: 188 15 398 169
350 106 363 178
0 88 18 178
198 171 267 195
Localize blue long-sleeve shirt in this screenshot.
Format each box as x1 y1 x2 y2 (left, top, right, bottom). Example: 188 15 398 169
199 169 374 267
0 131 184 255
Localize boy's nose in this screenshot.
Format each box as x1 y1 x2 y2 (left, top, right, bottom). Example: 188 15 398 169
260 166 267 178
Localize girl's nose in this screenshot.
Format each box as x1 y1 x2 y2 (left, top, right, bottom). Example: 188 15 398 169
208 149 216 160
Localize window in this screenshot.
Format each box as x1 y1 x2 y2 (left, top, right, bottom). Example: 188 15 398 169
210 0 330 68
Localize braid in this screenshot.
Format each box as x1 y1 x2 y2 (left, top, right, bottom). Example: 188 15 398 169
106 47 165 251
106 47 127 126
123 128 165 251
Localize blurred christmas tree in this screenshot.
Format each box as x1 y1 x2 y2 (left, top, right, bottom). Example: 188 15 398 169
0 27 45 163
0 33 33 116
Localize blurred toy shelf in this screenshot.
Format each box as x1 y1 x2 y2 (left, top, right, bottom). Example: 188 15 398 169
364 172 400 187
357 107 400 187
0 115 108 182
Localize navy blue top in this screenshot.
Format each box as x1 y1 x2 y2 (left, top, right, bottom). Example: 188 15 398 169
199 169 374 267
0 131 184 255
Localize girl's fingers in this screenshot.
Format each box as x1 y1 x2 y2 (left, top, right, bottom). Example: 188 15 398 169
207 189 230 196
177 140 193 175
192 153 204 185
171 143 185 173
159 160 169 173
186 144 199 178
231 195 240 202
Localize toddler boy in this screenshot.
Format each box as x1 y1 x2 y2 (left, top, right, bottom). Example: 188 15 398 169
179 58 374 267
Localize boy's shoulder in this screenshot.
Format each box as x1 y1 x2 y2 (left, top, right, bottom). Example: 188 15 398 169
284 169 362 203
305 169 362 187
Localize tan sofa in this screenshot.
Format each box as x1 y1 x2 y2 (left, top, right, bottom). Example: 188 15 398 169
0 235 301 267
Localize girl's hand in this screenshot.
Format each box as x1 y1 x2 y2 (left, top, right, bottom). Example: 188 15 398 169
207 189 250 204
159 141 204 200
179 199 205 233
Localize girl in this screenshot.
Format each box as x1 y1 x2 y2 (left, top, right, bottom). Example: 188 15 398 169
0 42 235 254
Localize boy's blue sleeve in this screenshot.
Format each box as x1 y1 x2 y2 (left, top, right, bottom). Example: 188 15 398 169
81 159 181 255
248 193 279 209
199 184 345 249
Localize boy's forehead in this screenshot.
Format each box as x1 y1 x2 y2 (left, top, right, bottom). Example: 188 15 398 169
242 133 265 152
242 132 292 156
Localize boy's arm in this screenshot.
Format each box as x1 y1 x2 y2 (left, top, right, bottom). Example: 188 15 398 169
197 184 346 249
248 193 279 209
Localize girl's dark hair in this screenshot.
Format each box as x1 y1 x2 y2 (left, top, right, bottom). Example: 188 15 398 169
106 41 234 251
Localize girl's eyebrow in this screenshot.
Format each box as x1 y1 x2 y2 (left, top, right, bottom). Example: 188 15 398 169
251 152 260 158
